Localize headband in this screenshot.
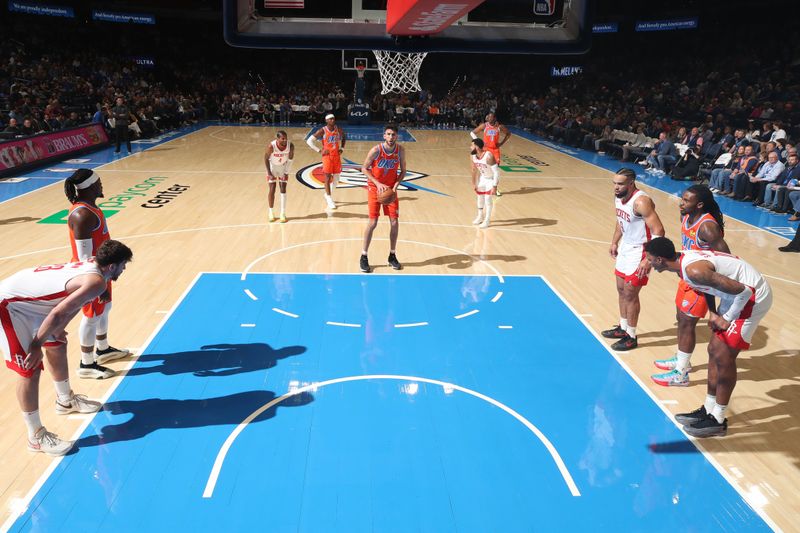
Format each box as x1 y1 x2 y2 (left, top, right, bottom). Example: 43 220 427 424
74 171 99 190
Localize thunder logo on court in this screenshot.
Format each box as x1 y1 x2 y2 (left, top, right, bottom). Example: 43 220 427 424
295 161 429 190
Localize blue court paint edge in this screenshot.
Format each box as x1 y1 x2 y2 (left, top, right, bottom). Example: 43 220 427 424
509 127 797 240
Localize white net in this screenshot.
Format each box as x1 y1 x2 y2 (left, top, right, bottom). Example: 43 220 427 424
372 50 428 94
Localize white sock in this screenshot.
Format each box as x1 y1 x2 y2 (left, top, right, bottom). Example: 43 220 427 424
96 337 109 351
483 196 493 222
269 207 274 218
675 350 692 373
23 410 43 440
620 318 629 331
80 349 95 366
476 195 485 209
711 403 728 423
53 379 72 404
325 193 332 202
704 394 716 413
626 326 636 339
390 249 396 254
361 251 367 256
280 193 286 214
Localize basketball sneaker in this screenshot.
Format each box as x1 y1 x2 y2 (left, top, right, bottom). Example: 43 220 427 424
279 214 287 223
96 346 131 365
269 214 277 223
674 405 707 426
653 356 692 372
325 196 337 210
360 255 371 273
651 369 689 387
78 362 115 380
611 335 638 351
55 393 102 415
28 427 74 456
472 213 484 225
601 325 628 339
388 253 402 270
684 414 727 438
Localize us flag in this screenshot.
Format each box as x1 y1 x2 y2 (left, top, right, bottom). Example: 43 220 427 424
264 0 304 8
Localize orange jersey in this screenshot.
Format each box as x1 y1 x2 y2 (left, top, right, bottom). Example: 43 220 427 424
322 125 342 155
368 143 401 188
483 122 501 150
680 213 718 251
69 202 110 261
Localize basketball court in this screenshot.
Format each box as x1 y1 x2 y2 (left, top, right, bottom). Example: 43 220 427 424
1 1 799 531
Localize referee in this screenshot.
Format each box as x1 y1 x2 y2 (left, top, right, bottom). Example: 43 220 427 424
111 96 131 154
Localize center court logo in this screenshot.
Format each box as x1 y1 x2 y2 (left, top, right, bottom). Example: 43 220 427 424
296 162 429 190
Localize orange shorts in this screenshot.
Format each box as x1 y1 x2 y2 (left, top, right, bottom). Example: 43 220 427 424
675 279 708 318
83 281 111 318
322 154 342 175
367 187 399 219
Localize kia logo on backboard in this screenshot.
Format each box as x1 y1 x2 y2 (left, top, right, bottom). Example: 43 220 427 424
296 162 428 190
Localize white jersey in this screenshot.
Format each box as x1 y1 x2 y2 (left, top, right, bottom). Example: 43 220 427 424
615 189 651 246
472 151 495 179
680 250 771 308
0 260 102 319
269 140 291 172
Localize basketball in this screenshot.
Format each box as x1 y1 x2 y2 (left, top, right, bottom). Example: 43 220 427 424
378 188 396 205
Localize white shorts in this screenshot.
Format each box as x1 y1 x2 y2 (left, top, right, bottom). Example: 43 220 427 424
476 176 496 194
268 164 288 183
1 304 61 377
615 241 646 276
715 290 772 350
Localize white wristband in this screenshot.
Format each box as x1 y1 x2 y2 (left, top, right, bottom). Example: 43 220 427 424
469 131 478 139
75 238 93 261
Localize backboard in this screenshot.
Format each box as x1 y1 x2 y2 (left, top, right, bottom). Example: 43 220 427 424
224 0 592 55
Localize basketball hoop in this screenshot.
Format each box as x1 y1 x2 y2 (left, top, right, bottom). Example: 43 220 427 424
372 50 428 94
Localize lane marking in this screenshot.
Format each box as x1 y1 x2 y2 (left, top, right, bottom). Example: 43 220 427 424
394 322 429 328
244 289 258 301
326 321 361 328
491 291 503 303
498 325 513 329
454 309 479 319
272 308 299 318
240 323 256 328
202 374 581 499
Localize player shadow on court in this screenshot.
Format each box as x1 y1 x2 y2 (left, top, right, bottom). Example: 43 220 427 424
124 343 306 377
75 390 314 447
289 211 369 220
400 253 526 270
488 217 557 228
497 186 562 196
0 216 39 225
649 382 800 464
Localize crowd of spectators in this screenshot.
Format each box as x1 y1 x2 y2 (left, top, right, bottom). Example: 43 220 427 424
2 11 799 223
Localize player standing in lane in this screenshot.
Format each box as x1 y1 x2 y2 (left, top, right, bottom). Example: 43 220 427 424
470 138 499 228
307 114 346 210
265 130 294 223
472 113 510 196
652 185 730 386
602 168 665 351
360 124 406 273
65 169 131 379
